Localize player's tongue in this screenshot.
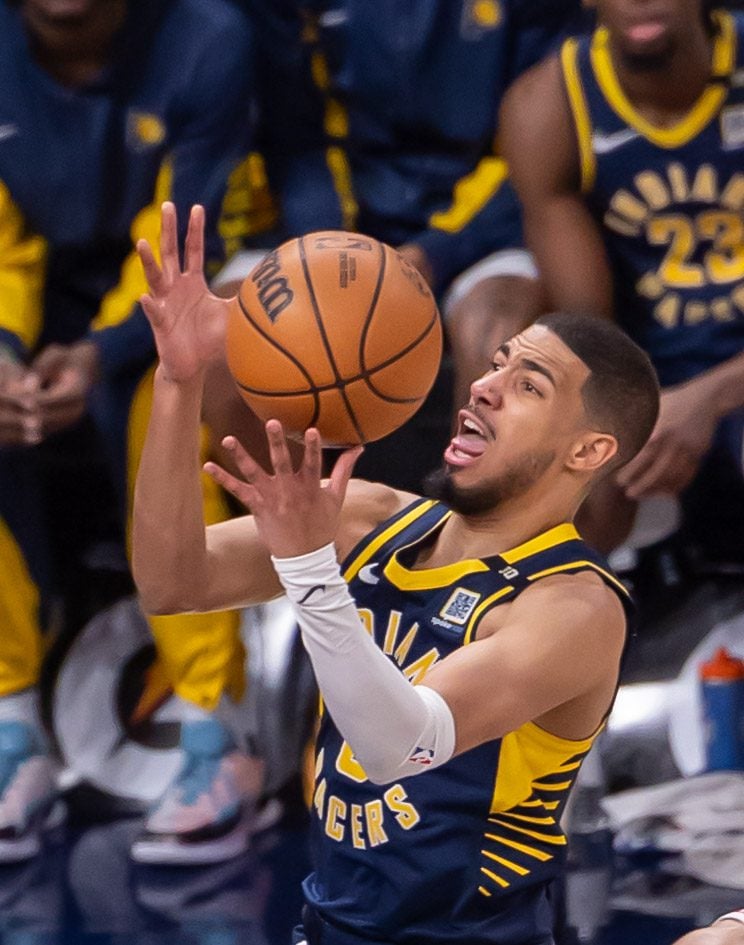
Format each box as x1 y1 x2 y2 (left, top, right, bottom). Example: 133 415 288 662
444 432 488 466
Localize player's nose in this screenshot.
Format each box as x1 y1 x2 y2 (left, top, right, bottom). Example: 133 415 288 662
469 368 504 408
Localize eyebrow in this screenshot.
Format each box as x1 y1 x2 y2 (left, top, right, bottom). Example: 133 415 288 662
495 343 556 388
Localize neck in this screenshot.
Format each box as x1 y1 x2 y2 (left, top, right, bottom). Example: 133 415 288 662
609 22 714 121
422 483 585 567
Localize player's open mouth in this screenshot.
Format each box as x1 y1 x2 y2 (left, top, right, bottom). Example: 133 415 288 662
444 412 490 467
625 19 667 44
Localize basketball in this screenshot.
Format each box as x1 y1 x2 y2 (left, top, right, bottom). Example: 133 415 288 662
225 231 443 446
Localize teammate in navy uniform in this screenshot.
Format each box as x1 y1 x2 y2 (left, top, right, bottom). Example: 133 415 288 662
0 0 266 864
501 0 744 547
131 204 660 945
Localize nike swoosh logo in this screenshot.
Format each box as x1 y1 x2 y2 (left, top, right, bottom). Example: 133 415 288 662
0 124 19 142
592 128 641 155
298 584 326 605
358 563 380 585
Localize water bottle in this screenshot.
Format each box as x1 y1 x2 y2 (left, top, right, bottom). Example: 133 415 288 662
699 647 744 771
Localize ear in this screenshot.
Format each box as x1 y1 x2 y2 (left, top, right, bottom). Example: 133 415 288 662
566 431 618 474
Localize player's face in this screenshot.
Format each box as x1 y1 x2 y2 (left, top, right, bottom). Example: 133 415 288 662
435 325 592 514
594 0 707 66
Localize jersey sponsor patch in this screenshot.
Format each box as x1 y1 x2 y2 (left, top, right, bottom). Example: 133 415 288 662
439 587 481 625
721 105 744 150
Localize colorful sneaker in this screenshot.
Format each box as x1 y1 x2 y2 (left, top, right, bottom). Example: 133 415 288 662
0 721 60 862
130 718 264 865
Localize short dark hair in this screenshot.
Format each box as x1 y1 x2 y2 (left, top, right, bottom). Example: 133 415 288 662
536 312 660 469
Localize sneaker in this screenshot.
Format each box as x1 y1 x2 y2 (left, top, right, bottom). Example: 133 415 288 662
0 721 60 862
130 718 264 865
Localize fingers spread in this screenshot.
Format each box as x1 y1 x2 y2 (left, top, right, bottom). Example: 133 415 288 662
266 420 294 476
137 239 166 298
185 205 205 274
159 201 180 280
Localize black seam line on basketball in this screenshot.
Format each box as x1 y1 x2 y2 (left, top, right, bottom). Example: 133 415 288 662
237 292 321 428
357 239 387 397
235 301 440 404
363 303 440 401
298 235 365 443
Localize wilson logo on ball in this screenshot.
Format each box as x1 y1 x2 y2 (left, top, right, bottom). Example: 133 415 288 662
251 249 294 322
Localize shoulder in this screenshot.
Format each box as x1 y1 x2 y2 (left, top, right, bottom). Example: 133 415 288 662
336 479 419 562
517 569 626 635
500 52 580 194
481 568 626 645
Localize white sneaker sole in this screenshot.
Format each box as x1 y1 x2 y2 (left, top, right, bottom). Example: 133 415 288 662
0 801 66 863
130 797 284 866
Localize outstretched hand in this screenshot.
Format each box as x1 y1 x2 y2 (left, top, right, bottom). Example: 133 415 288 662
204 420 363 558
137 202 231 383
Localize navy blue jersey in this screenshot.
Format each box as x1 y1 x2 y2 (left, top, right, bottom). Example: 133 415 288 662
305 499 631 945
0 0 258 375
252 0 584 291
561 11 744 386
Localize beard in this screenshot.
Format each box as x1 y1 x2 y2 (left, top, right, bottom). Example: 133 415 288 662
423 449 556 516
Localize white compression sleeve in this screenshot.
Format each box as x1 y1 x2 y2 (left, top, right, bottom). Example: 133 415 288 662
272 543 456 784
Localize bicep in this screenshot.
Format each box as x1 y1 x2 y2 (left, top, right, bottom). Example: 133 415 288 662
422 578 626 753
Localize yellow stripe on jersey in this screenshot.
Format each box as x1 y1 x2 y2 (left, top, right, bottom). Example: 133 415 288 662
482 849 530 876
343 501 438 582
560 39 596 193
484 832 553 862
384 551 489 591
480 866 510 888
463 585 515 644
0 180 47 351
501 522 579 565
429 156 509 234
489 720 595 814
489 819 567 845
217 152 279 267
0 517 43 696
92 159 172 332
527 559 630 598
590 12 736 149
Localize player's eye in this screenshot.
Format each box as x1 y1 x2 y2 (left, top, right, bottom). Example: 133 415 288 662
521 379 542 397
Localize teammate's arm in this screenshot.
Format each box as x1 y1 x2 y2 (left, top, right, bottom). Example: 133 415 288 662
616 349 744 498
499 55 615 318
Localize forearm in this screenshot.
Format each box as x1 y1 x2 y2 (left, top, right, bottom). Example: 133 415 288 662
132 366 212 614
695 350 744 417
273 543 456 784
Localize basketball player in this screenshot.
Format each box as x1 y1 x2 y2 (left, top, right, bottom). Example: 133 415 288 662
131 202 659 945
500 0 744 546
0 0 266 864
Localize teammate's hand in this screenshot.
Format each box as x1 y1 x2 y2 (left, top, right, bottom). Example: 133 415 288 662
137 202 231 383
397 243 434 288
616 379 718 499
0 353 42 446
204 420 363 558
32 340 100 436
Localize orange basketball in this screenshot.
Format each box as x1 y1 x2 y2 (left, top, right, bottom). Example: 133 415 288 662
225 231 443 446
